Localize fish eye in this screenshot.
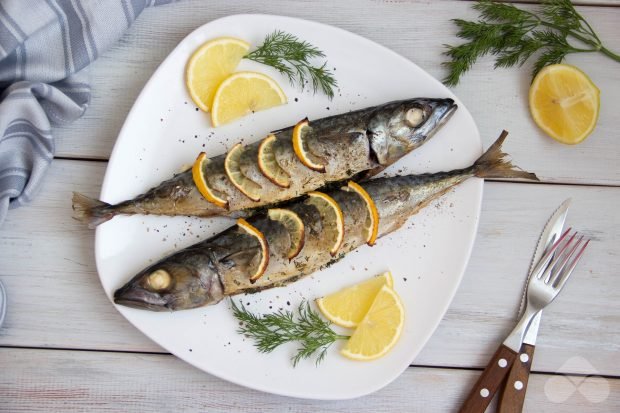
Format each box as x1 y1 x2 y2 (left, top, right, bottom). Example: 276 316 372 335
405 107 425 127
147 269 172 291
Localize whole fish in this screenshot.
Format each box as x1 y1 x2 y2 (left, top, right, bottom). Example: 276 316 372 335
114 131 537 311
73 98 457 227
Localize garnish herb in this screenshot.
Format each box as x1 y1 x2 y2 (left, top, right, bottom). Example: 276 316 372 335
443 0 620 86
245 30 338 99
231 299 348 366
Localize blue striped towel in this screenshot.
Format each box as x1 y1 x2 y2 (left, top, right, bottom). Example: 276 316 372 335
0 0 172 226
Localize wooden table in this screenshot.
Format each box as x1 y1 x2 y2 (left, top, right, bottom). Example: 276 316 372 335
1 1 619 411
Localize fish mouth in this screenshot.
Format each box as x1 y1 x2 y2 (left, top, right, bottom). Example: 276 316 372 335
428 98 458 128
410 98 457 144
113 284 170 312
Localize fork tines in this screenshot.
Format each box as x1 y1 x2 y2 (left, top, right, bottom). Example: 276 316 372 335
537 228 590 290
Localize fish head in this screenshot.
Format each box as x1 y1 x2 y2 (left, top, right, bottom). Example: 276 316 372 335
113 255 223 311
368 98 457 166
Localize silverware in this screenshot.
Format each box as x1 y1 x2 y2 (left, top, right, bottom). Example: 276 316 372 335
497 199 570 413
459 225 589 413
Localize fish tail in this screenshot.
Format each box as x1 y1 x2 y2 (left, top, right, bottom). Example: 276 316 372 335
71 192 115 228
472 131 539 181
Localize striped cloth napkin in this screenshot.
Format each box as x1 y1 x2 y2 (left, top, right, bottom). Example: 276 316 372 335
0 0 172 226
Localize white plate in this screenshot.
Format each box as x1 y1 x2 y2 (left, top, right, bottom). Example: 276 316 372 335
96 14 482 400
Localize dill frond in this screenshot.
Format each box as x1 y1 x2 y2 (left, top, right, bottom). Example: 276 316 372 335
231 299 348 367
442 0 620 86
245 31 338 99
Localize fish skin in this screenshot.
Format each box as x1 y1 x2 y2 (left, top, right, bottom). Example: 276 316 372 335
113 171 467 311
113 131 538 311
74 98 457 226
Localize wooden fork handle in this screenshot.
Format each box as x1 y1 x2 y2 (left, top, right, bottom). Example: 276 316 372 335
497 344 536 413
458 344 517 413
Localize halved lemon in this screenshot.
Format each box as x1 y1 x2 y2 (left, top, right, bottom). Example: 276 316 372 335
268 208 305 260
306 191 344 256
225 143 262 201
192 152 228 208
529 64 600 145
292 119 325 172
258 134 291 188
186 37 250 112
346 181 379 246
237 218 269 283
316 272 393 328
341 285 405 361
211 71 287 127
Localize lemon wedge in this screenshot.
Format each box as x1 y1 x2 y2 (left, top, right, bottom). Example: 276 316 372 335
237 218 269 283
529 64 600 145
258 134 291 188
306 191 344 256
341 285 404 361
211 71 287 127
292 118 325 172
346 181 379 246
316 272 393 328
225 143 262 201
268 208 305 260
186 37 250 112
192 152 228 208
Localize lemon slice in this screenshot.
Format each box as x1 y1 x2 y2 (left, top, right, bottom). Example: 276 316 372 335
225 143 262 202
192 152 228 208
268 208 305 260
258 134 291 188
346 181 379 246
211 71 287 127
186 37 250 112
306 191 344 256
237 218 269 283
316 272 393 328
292 119 325 172
341 285 404 361
529 64 600 145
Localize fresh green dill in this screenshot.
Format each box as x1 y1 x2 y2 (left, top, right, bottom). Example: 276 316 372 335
245 30 338 99
442 0 620 86
231 299 348 366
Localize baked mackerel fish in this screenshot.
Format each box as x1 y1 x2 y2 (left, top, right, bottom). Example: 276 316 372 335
114 131 538 312
73 98 457 227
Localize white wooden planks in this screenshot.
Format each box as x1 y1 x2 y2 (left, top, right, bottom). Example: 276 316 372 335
0 160 618 376
0 160 161 352
53 0 620 185
1 1 620 410
1 348 618 412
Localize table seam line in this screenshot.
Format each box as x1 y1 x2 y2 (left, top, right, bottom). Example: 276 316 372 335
2 344 620 379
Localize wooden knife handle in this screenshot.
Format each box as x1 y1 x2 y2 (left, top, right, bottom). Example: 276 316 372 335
458 344 517 413
497 344 536 413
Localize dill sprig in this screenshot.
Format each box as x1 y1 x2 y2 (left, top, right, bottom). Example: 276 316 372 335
231 299 348 367
245 30 338 99
443 0 620 86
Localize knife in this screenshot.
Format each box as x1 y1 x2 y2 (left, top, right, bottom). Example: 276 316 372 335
497 198 571 413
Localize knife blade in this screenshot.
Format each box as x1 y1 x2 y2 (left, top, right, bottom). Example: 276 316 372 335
520 198 570 344
497 198 571 413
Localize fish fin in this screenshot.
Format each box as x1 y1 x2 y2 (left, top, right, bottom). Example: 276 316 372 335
473 131 539 181
71 192 115 229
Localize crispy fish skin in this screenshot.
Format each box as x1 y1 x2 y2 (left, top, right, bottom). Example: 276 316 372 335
114 131 538 312
73 98 457 227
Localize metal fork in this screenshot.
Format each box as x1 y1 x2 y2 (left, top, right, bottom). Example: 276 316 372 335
459 228 589 413
503 228 590 352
